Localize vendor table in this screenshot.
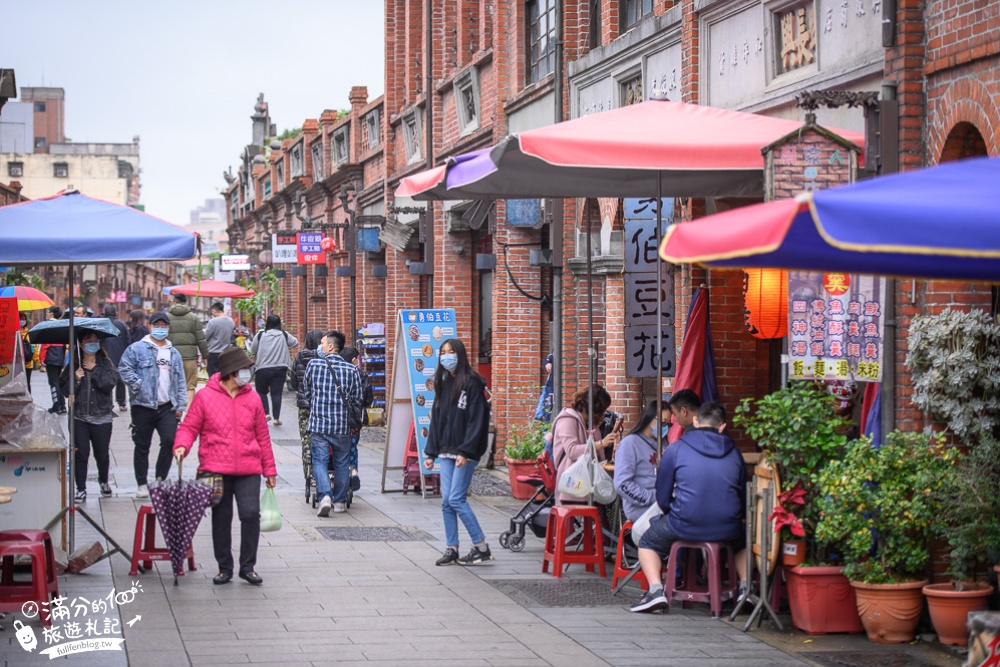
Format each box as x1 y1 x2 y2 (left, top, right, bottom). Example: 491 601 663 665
0 446 67 550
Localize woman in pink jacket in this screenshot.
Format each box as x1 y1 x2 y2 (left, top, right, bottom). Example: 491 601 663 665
551 384 618 505
174 347 277 586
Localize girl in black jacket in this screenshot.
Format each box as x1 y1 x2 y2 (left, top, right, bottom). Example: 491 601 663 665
423 338 492 567
290 330 325 487
59 332 119 502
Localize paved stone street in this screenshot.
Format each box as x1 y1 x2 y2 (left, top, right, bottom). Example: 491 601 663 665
3 383 962 667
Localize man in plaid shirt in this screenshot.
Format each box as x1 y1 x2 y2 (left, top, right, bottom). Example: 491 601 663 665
303 330 363 516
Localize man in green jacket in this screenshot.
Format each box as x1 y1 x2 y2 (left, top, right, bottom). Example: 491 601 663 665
166 293 210 408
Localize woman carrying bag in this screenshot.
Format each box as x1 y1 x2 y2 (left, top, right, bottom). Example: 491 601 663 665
424 339 493 567
551 384 618 506
59 331 119 502
173 347 277 586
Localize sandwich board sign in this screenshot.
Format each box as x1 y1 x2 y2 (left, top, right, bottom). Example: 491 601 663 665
380 308 457 498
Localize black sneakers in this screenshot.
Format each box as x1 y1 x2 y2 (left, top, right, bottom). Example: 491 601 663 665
630 588 668 613
435 548 459 566
100 482 112 497
458 545 495 566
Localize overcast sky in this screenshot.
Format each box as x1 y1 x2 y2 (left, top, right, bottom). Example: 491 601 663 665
0 1 385 226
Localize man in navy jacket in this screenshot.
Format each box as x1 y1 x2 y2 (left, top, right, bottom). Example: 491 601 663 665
630 401 748 613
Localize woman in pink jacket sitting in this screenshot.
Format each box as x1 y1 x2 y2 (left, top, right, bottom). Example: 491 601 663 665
551 384 618 505
174 347 277 586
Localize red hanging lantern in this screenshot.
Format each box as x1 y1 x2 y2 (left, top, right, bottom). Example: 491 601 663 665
320 237 337 253
743 268 788 339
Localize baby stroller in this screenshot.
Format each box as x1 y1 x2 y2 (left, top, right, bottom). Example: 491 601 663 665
306 444 354 510
498 450 556 552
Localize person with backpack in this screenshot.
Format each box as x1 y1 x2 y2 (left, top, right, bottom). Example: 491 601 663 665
40 306 66 414
340 345 375 491
424 338 494 566
290 330 325 487
250 315 298 426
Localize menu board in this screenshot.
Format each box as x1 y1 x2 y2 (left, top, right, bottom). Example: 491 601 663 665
0 297 19 386
400 309 457 465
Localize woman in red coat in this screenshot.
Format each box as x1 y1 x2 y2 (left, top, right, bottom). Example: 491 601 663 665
174 347 277 586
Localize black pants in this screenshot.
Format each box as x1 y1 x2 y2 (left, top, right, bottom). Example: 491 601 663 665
207 352 221 378
255 367 285 420
211 474 261 575
114 377 126 407
130 403 177 485
25 367 31 392
74 419 112 491
46 364 64 410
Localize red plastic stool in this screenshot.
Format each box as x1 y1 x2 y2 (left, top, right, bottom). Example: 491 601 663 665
663 540 738 618
0 529 58 599
0 540 53 626
542 505 606 578
611 521 648 592
129 505 196 576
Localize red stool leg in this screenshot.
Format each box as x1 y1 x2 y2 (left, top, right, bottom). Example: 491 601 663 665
705 543 723 618
582 517 595 574
129 510 145 576
542 511 557 574
142 512 156 570
186 545 197 572
593 517 606 578
551 513 567 578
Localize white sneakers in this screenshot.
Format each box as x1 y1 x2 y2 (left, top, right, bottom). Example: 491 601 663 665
136 484 150 499
317 496 333 517
332 502 347 513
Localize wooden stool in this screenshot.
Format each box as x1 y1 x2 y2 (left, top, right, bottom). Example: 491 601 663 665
0 540 53 626
542 505 606 578
129 505 196 576
663 540 739 618
0 530 58 599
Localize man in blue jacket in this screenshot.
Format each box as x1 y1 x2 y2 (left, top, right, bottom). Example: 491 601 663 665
630 401 748 613
118 311 187 499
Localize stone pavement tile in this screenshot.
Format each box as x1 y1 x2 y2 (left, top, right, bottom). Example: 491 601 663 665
497 623 611 667
123 650 193 666
190 655 251 665
310 661 492 667
184 638 307 655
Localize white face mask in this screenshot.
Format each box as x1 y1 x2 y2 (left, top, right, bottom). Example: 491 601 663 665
235 369 252 386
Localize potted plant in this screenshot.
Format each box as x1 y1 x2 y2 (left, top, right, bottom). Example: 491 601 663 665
503 421 548 500
906 308 1000 646
816 431 957 643
735 382 861 634
921 435 1000 646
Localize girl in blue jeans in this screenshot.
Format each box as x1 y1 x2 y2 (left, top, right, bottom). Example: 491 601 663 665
423 338 493 566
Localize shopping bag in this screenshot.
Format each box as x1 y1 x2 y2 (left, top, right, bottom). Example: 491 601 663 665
591 457 617 505
557 450 593 498
260 487 282 532
630 501 663 544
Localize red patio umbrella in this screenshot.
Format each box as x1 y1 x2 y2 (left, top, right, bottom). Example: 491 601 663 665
169 279 256 299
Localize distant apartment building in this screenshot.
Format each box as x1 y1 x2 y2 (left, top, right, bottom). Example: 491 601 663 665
188 197 229 254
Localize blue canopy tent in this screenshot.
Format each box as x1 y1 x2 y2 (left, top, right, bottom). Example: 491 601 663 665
0 190 200 559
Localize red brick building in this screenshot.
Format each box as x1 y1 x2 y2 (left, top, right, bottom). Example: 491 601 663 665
224 1 997 458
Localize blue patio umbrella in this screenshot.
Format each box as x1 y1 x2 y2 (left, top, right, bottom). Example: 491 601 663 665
27 317 121 345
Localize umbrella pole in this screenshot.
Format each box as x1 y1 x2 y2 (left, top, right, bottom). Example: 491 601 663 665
586 201 594 431
656 173 664 458
67 264 76 554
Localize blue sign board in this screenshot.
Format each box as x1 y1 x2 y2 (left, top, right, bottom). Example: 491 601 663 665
399 309 458 464
505 199 543 227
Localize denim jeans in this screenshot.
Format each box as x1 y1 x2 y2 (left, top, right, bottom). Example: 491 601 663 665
211 474 261 575
310 432 351 503
439 457 485 547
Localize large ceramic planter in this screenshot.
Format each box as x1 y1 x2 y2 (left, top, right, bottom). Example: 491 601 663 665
786 566 864 634
850 579 928 644
923 582 994 646
505 458 538 500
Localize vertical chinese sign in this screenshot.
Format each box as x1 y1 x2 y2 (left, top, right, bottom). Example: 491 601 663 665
0 297 19 387
788 272 886 381
272 233 298 264
296 232 324 265
623 198 676 378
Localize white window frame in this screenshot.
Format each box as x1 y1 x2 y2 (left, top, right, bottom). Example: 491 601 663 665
402 108 423 165
311 143 324 180
289 144 304 177
53 162 69 178
364 109 381 150
453 68 481 136
333 126 350 165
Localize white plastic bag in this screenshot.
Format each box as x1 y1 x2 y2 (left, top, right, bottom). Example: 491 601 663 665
630 501 663 544
592 458 617 505
557 452 593 498
259 487 282 532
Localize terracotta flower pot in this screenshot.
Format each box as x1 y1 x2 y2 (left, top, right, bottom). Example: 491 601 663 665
786 565 864 634
850 579 928 644
781 540 806 567
923 582 994 646
505 458 539 500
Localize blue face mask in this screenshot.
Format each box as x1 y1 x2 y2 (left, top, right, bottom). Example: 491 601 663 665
83 342 101 355
316 350 326 358
440 353 458 372
150 327 169 340
652 419 670 440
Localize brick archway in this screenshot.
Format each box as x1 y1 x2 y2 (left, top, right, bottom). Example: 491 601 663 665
927 77 1000 163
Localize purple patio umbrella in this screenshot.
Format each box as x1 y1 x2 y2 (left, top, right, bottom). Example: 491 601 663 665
149 459 212 585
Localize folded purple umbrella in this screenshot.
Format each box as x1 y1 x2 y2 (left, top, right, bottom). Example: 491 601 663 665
149 466 212 585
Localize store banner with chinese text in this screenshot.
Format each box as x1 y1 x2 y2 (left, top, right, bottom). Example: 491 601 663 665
788 272 886 382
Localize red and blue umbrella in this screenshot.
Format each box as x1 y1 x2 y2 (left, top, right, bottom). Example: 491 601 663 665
0 285 53 311
396 99 864 200
660 156 1000 282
